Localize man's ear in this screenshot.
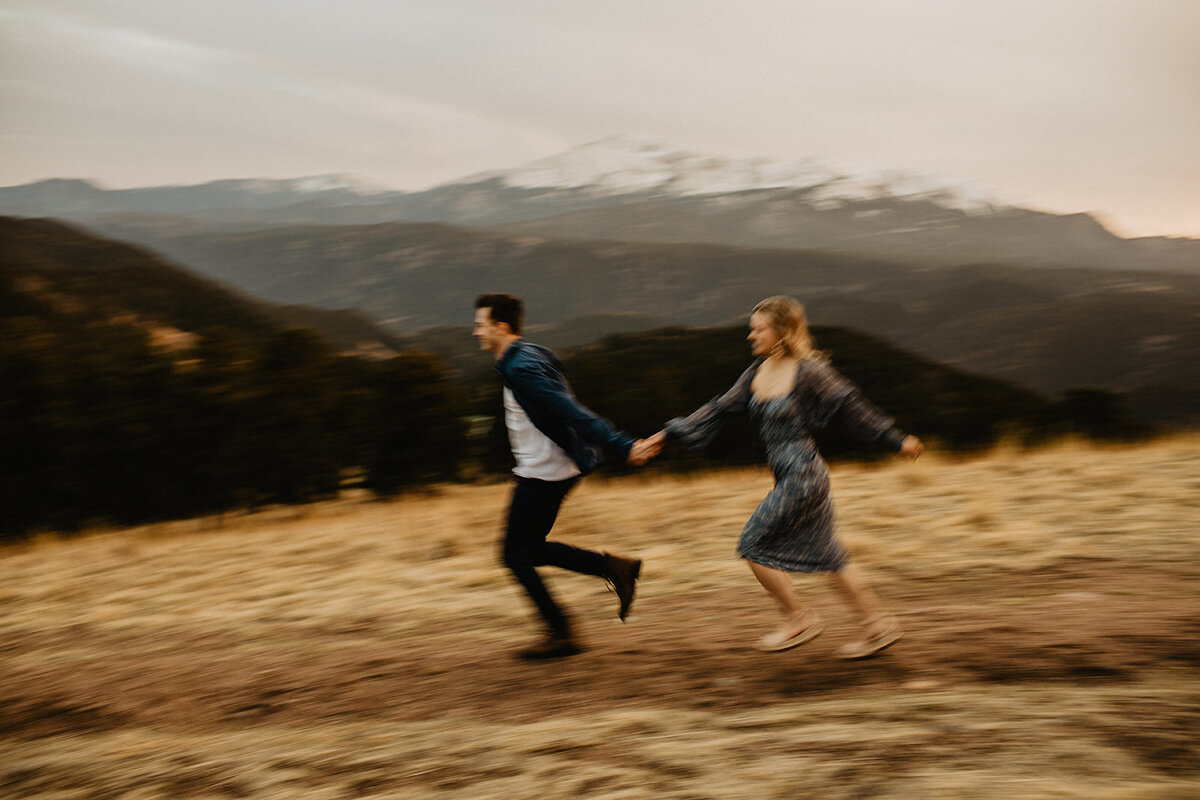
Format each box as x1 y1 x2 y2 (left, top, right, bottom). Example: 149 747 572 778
496 321 513 336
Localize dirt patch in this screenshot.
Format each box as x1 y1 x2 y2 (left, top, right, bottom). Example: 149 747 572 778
3 561 1197 737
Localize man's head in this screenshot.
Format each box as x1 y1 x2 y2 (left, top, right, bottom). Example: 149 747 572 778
473 293 524 356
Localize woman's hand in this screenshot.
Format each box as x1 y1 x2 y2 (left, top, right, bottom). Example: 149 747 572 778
899 435 924 460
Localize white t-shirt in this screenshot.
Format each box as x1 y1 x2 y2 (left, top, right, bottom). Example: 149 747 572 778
503 387 581 481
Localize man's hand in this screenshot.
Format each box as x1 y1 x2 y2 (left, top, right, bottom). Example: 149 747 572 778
627 431 666 465
899 435 924 460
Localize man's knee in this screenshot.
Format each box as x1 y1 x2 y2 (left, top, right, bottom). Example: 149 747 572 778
501 536 540 570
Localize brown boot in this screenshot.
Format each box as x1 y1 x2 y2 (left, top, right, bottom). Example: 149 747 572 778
603 552 642 621
517 630 583 660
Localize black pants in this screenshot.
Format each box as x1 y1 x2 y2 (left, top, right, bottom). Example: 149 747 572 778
502 475 606 635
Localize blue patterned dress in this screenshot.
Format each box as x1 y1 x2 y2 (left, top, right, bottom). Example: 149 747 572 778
665 357 907 573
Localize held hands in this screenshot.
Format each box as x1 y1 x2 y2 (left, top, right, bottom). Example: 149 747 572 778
899 435 924 460
629 430 919 464
627 430 667 466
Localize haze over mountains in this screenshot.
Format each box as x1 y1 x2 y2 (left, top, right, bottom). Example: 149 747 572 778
2 138 1197 426
3 138 1198 274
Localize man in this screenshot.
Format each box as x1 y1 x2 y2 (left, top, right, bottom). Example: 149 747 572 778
473 293 659 659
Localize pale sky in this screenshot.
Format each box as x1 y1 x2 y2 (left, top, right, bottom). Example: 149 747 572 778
2 0 1198 237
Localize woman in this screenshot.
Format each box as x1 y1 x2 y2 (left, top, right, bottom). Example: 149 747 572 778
656 296 923 658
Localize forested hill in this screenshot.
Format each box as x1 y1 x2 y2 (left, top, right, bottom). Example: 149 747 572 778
0 217 463 538
0 216 403 356
0 217 1149 539
446 323 1145 473
80 215 1200 428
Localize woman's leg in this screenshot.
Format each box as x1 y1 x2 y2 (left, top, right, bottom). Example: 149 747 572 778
748 561 806 618
828 563 884 628
747 561 822 650
829 564 902 656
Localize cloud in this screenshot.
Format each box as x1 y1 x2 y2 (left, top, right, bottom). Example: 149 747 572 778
1 0 1197 234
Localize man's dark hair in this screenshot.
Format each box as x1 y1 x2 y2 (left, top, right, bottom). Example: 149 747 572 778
475 293 525 335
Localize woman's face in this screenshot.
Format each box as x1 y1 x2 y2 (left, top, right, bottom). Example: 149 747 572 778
748 311 781 356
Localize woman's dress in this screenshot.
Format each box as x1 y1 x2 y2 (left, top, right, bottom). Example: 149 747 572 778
665 357 907 572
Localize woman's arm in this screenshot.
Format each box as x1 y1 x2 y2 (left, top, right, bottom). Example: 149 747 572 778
808 360 912 453
663 361 758 450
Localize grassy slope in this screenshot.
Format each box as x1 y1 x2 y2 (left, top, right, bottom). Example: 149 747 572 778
2 437 1199 799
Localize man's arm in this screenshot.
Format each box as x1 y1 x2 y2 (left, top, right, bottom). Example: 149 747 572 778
509 361 634 458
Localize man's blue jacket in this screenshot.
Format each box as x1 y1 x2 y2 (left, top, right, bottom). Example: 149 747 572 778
495 339 634 476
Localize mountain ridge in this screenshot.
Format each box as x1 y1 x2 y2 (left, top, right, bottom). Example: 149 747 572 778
2 138 1196 275
59 215 1198 427
463 136 1005 212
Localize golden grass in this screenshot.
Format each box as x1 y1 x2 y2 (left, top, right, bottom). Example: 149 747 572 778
3 435 1199 798
7 435 1197 627
4 683 1198 799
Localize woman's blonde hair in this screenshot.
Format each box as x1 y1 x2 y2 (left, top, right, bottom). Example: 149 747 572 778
752 295 818 360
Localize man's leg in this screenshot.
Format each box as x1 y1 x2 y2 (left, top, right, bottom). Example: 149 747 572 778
504 476 643 631
536 487 642 622
502 477 581 637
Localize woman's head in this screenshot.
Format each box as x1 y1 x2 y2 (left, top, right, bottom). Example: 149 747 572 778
749 295 815 359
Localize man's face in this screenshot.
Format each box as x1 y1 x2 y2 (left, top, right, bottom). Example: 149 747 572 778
473 307 509 353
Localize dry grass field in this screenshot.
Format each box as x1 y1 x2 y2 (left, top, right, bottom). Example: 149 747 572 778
3 437 1200 799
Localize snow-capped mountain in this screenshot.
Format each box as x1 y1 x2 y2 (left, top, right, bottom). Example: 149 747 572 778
224 173 393 196
463 135 1005 214
412 137 1195 274
1 137 1196 274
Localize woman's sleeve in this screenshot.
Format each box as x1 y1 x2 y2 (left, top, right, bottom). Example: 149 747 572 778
810 361 907 451
663 362 757 450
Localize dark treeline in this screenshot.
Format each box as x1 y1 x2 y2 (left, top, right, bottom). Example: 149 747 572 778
0 320 465 540
1 213 466 539
0 216 1152 541
0 317 1146 541
552 325 1149 472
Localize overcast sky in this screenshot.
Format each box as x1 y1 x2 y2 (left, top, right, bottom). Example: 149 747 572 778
2 0 1198 237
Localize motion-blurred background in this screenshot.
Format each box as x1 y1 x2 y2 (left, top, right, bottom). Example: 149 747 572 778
3 5 1200 799
3 1 1198 537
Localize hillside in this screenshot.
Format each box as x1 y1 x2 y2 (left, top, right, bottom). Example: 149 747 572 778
76 217 1200 427
0 216 403 355
411 321 1101 463
561 325 1083 459
0 217 464 534
4 215 1140 537
4 437 1199 798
